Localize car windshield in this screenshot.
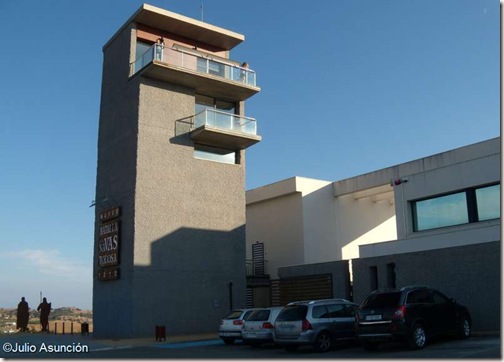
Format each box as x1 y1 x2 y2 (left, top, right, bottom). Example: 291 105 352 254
363 292 401 308
247 310 271 321
276 305 308 321
223 310 243 319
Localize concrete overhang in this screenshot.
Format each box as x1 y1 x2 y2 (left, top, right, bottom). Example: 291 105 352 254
140 61 260 101
106 3 244 51
332 137 501 198
246 177 332 205
352 184 394 202
191 125 262 150
246 177 300 205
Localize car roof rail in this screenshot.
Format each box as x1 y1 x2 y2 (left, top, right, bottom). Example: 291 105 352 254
287 298 351 305
400 285 431 291
370 288 398 293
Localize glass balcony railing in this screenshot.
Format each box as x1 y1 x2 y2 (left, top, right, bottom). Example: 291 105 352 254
130 44 257 87
194 108 258 136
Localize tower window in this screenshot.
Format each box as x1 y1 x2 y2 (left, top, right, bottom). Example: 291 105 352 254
194 144 237 165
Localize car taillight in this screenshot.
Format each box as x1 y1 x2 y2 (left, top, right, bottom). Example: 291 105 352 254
233 320 244 325
262 322 274 329
302 319 313 331
393 305 407 319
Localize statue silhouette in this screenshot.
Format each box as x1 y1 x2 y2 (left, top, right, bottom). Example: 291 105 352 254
37 297 51 332
16 297 29 332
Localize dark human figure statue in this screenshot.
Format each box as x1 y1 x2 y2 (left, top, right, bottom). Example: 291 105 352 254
16 297 30 332
37 297 51 332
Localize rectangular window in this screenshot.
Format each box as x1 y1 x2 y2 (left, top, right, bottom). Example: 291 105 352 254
195 95 214 114
476 184 500 221
412 183 500 232
195 95 235 115
133 41 154 73
194 144 236 165
413 192 468 231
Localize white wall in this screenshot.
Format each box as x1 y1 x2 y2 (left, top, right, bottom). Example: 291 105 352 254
335 192 397 260
298 180 335 263
246 177 332 278
361 140 501 257
246 177 398 273
245 137 500 276
395 152 500 239
246 191 304 279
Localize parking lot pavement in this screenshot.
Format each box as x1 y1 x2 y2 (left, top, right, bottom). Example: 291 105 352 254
0 331 218 358
2 332 498 359
82 334 501 358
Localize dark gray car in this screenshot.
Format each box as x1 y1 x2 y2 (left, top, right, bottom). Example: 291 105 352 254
274 299 358 352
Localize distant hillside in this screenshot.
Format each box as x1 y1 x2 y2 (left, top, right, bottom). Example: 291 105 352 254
0 307 92 334
49 307 93 322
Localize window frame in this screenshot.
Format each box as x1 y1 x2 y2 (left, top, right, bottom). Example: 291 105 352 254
193 144 237 165
411 183 500 232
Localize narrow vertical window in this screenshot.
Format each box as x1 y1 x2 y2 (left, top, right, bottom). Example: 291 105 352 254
369 266 378 292
386 263 396 288
476 184 500 221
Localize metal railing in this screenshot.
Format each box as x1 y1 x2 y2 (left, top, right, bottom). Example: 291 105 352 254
192 108 258 135
246 260 268 277
130 44 257 86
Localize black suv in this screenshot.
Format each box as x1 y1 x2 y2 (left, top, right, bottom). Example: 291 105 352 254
356 286 471 350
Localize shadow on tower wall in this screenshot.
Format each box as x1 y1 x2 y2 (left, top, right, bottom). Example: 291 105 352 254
130 225 246 337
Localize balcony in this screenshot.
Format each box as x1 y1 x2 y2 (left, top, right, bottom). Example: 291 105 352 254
246 259 268 277
246 259 270 286
130 44 260 101
186 108 261 150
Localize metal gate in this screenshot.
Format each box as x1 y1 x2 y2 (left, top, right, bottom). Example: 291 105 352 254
279 274 333 305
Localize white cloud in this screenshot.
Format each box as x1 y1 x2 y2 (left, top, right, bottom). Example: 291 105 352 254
0 249 93 309
1 249 91 280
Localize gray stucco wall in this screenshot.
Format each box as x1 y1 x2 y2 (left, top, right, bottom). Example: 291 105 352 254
93 24 139 338
131 77 247 336
94 23 247 337
352 241 500 331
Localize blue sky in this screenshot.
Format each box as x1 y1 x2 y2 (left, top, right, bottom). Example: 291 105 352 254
0 0 499 310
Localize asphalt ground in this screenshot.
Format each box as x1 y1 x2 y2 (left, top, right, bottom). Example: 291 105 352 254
0 331 217 359
0 331 500 359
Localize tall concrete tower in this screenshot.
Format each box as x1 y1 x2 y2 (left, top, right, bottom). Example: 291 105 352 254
93 4 261 338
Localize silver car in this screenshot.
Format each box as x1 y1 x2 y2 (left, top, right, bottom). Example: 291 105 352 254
274 299 358 352
242 307 283 347
219 308 257 345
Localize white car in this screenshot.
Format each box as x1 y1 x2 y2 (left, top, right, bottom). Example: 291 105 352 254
219 308 257 345
242 307 283 347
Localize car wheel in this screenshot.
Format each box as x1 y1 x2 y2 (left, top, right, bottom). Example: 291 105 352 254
361 340 379 351
458 317 471 339
409 324 427 350
314 332 332 353
222 338 234 345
